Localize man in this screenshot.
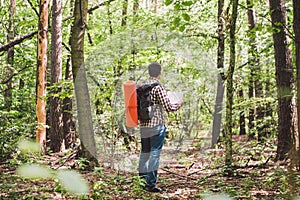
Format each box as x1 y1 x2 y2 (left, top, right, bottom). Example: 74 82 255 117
138 62 183 192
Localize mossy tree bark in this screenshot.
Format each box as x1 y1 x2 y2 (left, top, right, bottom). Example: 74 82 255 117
224 0 238 168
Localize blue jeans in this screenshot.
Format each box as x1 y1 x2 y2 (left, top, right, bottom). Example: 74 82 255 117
138 125 166 187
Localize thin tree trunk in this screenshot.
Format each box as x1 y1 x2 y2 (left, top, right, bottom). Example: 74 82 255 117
224 0 238 168
5 0 16 111
133 0 139 15
269 0 294 161
63 56 76 149
154 0 158 12
247 1 255 139
239 88 246 135
49 0 64 152
6 0 15 107
106 2 113 35
248 69 255 139
247 0 264 140
36 0 49 153
63 0 76 150
211 0 225 148
121 0 128 26
71 0 97 161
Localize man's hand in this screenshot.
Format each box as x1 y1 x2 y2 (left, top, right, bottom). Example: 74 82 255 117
178 101 184 107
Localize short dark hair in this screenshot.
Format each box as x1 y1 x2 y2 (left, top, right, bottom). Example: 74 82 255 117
148 62 161 77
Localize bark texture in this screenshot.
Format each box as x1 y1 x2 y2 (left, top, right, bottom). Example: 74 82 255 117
269 0 294 161
71 0 97 161
49 0 64 152
211 0 225 147
36 0 49 153
224 0 238 167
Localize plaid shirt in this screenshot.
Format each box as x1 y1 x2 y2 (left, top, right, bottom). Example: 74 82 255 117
140 77 181 128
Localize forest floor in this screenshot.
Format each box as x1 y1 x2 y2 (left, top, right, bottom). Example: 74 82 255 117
1 135 300 199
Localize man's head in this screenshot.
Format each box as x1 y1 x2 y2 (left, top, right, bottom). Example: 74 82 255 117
148 62 162 78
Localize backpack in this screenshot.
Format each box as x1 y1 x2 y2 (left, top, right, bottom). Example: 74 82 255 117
136 83 160 121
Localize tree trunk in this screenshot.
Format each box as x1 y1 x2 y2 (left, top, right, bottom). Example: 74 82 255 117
247 0 255 139
71 0 97 161
36 0 49 153
133 0 139 15
247 0 264 140
63 56 76 149
269 0 294 161
247 0 265 141
107 2 113 35
5 0 16 110
62 0 76 150
239 88 246 135
293 0 300 167
211 75 225 147
154 0 158 12
224 0 238 168
121 0 128 26
49 0 64 152
211 0 225 148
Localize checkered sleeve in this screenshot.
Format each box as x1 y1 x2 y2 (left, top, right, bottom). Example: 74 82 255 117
152 85 181 112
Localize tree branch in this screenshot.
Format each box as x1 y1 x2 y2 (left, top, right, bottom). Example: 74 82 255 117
25 0 39 17
0 31 37 52
88 0 115 14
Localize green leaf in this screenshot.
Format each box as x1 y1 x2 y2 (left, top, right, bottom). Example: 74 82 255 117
57 170 89 195
17 164 52 179
173 17 181 27
174 3 181 10
179 25 186 32
182 1 193 6
165 0 173 6
182 13 190 21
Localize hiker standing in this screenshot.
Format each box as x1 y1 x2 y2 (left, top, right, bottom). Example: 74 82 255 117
138 62 184 192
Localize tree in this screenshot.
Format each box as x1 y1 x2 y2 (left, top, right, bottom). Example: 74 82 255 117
49 0 64 152
294 0 300 167
246 0 256 139
133 0 139 15
211 0 225 147
121 0 128 26
5 0 16 111
70 0 97 161
269 0 295 161
63 56 76 149
224 0 239 167
36 0 49 153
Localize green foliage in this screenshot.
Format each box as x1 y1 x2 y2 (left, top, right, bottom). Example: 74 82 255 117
74 157 90 171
